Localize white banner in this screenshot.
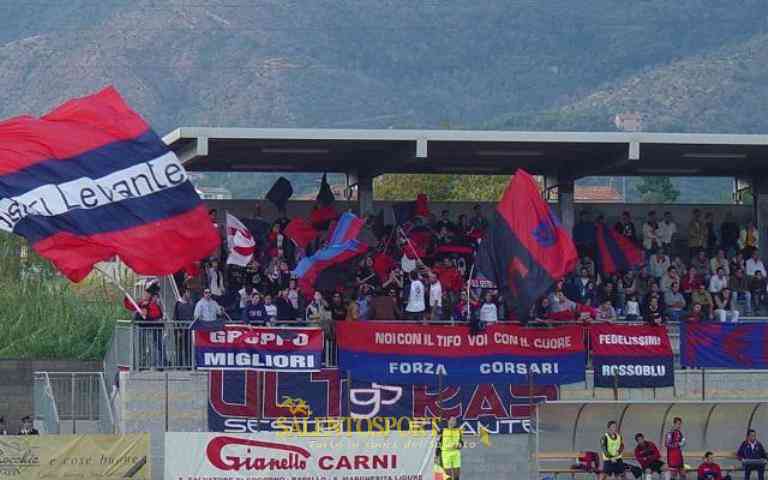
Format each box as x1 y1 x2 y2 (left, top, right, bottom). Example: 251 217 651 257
165 432 435 480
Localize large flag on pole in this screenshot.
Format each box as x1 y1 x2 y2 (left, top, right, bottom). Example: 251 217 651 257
225 213 255 266
0 86 219 281
476 169 578 321
293 212 367 295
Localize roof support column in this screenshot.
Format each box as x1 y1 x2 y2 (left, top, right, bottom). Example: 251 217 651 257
558 176 576 236
753 176 768 260
348 171 375 217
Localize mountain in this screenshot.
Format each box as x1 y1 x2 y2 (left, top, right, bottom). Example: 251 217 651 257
1 1 766 199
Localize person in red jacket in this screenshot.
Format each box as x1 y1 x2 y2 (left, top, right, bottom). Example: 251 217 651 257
633 433 669 480
665 417 687 479
697 452 731 480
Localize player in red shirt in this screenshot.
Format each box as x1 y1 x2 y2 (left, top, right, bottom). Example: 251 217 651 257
697 452 731 480
634 433 669 480
665 417 687 479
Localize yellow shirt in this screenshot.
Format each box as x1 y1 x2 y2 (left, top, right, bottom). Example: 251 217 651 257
441 428 462 451
603 433 623 461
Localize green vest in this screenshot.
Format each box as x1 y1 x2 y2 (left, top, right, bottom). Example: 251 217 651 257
441 428 462 451
603 433 622 461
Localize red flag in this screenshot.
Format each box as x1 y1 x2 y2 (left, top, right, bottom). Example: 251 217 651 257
476 169 578 320
284 218 319 248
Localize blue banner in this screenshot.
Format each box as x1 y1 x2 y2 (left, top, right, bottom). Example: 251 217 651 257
194 326 324 372
336 322 586 386
591 324 675 388
682 323 768 368
208 369 558 434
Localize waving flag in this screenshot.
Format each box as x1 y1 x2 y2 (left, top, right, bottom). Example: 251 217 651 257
226 213 255 266
476 169 578 321
293 212 368 295
284 217 318 249
595 222 643 274
0 86 219 281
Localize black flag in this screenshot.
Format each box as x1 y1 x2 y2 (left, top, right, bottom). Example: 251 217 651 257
317 173 335 206
266 177 293 211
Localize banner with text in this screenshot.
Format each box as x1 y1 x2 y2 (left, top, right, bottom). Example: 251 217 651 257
0 434 149 480
590 324 674 388
194 325 323 372
208 369 558 434
336 322 585 385
681 323 768 368
164 432 434 479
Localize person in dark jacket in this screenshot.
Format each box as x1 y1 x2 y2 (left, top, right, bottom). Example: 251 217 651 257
173 289 195 368
18 416 38 435
241 293 268 325
720 213 740 255
738 429 767 480
274 290 296 322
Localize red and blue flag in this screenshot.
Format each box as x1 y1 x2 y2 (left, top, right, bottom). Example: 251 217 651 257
0 87 220 281
595 222 644 274
293 212 368 295
476 169 578 321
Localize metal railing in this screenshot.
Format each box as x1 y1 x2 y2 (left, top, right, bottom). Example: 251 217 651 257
32 372 60 434
32 372 114 434
107 317 768 374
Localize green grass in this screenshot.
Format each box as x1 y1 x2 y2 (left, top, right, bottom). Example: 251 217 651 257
0 233 125 360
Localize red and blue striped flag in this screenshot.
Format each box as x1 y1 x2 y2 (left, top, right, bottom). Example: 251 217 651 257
293 212 367 295
595 222 644 275
0 86 220 281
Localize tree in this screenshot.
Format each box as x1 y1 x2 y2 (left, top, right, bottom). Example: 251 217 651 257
636 177 680 203
374 174 512 202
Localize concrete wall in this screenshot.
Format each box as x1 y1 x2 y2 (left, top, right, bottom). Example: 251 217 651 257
207 199 754 238
117 371 208 480
0 359 101 434
115 367 768 480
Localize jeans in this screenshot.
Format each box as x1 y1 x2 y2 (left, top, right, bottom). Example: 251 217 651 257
745 464 765 480
736 291 753 315
715 309 739 322
666 309 684 323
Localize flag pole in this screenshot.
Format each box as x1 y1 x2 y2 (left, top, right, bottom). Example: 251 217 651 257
93 265 145 319
397 226 426 267
466 263 476 321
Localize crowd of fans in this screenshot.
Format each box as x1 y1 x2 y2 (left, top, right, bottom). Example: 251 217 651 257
133 205 764 331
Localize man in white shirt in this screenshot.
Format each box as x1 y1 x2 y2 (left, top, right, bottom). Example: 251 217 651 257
649 251 671 279
405 271 426 321
658 211 678 252
428 272 443 322
194 289 223 322
709 267 728 294
479 291 498 324
642 211 661 252
746 249 767 278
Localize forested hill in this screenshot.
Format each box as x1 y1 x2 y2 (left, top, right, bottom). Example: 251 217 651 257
1 1 766 201
1 1 768 134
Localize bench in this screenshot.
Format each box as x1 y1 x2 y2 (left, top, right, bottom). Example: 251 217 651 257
536 450 744 479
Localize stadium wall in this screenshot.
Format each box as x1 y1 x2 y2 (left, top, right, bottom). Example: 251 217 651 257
0 359 101 434
116 368 768 480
